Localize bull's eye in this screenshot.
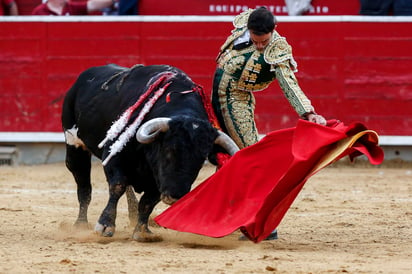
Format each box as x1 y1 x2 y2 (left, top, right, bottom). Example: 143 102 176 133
192 123 199 130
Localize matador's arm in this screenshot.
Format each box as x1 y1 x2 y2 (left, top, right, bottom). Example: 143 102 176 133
274 62 315 117
264 33 323 121
274 61 326 125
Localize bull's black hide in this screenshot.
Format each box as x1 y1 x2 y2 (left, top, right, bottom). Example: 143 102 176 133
62 64 238 241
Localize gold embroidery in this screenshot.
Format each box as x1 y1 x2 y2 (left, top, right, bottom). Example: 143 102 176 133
263 32 298 71
222 54 245 74
246 72 258 83
236 81 271 92
215 70 259 149
274 63 313 115
234 51 271 92
264 37 292 64
249 63 262 73
233 9 253 28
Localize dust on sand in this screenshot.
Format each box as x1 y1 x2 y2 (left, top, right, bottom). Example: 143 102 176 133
0 161 411 273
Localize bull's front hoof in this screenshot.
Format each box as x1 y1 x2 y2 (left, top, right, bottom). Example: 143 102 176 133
73 220 91 230
132 231 163 242
132 224 163 242
94 222 115 237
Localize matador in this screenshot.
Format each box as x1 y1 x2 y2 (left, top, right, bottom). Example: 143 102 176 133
212 7 326 149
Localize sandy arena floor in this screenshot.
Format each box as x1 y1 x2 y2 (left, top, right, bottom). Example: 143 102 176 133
0 161 411 273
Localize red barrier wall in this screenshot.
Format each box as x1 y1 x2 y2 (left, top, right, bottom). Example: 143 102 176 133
1 17 411 136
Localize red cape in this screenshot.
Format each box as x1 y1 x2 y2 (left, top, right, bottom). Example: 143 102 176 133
154 120 384 243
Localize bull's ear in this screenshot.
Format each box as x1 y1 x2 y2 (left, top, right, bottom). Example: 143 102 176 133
136 118 171 144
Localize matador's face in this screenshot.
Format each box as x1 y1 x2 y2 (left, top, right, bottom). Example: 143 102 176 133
250 32 272 51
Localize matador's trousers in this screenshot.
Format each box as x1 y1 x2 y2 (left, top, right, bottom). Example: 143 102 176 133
212 68 259 149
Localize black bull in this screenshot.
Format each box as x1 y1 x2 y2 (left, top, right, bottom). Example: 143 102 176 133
62 64 239 242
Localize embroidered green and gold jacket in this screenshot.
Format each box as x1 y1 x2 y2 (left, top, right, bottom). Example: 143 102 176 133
215 9 314 116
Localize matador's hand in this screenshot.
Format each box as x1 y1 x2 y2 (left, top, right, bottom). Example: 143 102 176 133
305 113 327 126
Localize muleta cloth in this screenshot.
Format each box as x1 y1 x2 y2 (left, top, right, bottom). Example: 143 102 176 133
154 119 384 243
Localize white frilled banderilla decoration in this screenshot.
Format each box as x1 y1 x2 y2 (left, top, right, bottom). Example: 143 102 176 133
98 71 176 166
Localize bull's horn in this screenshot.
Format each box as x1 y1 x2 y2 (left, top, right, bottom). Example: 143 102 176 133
136 118 171 144
215 131 240 155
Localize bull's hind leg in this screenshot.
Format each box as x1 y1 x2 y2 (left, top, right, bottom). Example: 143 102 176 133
125 185 138 227
65 145 92 229
132 191 162 242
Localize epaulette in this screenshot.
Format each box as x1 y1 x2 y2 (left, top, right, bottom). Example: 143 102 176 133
233 9 254 28
218 9 254 54
264 32 297 70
